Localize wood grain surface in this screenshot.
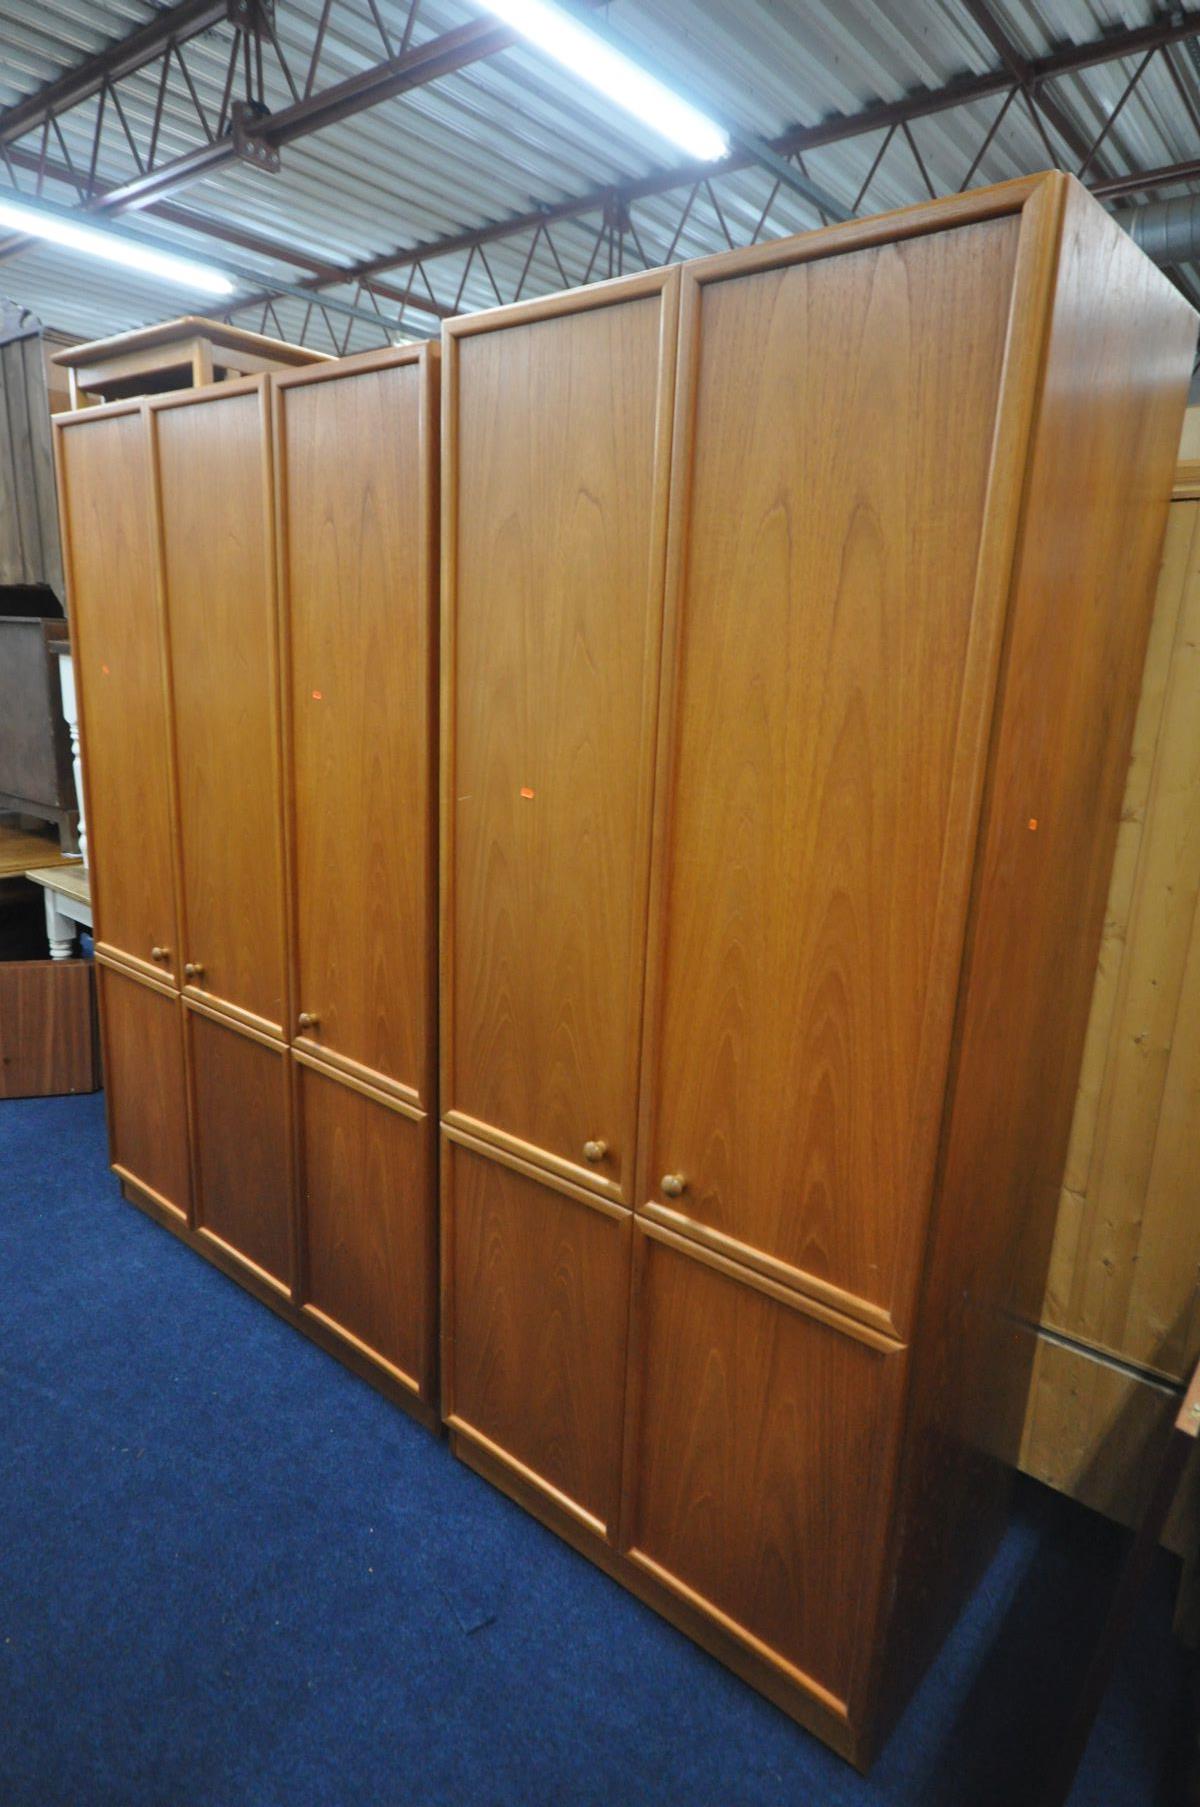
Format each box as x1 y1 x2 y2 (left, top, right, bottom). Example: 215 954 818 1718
154 385 287 1033
623 1225 905 1713
0 826 76 879
639 217 1021 1331
187 1006 293 1288
0 959 97 1098
298 1060 433 1392
444 280 676 1199
1040 493 1200 1380
444 1137 631 1533
878 177 1198 1746
55 406 179 979
97 960 190 1215
276 350 436 1097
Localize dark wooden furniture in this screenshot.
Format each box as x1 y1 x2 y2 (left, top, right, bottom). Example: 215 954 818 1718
53 344 440 1427
52 317 330 408
0 822 76 882
0 958 99 1097
0 595 77 847
0 313 66 595
439 172 1197 1766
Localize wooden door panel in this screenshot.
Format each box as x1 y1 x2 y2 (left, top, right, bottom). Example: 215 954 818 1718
57 411 178 979
446 285 674 1199
644 219 1021 1330
624 1227 905 1714
188 1008 292 1287
279 357 433 1097
155 388 286 1033
298 1062 433 1391
98 962 190 1217
445 1137 631 1534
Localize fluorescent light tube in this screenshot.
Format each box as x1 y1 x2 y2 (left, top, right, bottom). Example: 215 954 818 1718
0 198 235 296
483 0 729 162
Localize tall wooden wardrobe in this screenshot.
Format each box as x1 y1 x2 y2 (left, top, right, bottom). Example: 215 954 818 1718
54 345 439 1424
439 173 1197 1764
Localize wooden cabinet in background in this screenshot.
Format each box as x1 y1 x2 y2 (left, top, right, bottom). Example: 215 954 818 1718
0 959 100 1099
55 345 440 1427
439 174 1198 1766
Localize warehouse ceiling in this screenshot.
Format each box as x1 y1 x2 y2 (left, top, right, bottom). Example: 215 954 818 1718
0 0 1198 352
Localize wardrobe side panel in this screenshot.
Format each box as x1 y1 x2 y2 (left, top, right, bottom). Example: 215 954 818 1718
879 176 1198 1749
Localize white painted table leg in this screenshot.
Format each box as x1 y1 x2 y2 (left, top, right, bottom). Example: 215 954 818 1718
44 887 76 959
57 652 87 870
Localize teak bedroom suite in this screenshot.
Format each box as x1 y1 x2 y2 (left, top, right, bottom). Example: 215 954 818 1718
51 171 1197 1770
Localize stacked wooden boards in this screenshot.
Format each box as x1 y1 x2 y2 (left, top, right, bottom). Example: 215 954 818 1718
54 347 439 1422
1020 416 1200 1544
58 172 1196 1770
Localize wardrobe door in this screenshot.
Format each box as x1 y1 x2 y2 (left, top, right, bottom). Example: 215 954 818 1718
276 350 436 1099
55 407 178 985
187 1007 293 1290
444 1138 632 1534
641 220 1023 1339
297 1060 434 1397
154 384 287 1037
443 274 677 1203
97 961 190 1219
623 1228 905 1722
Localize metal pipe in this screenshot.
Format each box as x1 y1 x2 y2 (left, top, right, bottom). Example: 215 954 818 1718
1121 193 1200 267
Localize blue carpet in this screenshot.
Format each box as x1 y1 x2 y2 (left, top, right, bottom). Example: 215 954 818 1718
0 1091 1190 1806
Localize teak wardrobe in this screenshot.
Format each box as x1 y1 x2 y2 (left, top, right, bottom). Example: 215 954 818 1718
54 345 440 1424
57 172 1197 1770
437 172 1195 1765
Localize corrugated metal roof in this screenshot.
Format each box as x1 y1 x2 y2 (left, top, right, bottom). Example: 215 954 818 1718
0 0 1195 350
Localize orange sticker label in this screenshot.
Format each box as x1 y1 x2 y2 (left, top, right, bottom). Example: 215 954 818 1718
520 787 535 800
1028 818 1038 831
311 689 323 701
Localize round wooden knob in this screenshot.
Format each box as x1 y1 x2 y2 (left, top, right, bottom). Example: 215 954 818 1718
184 962 204 980
151 946 169 962
297 1012 319 1031
660 1173 686 1198
583 1140 607 1163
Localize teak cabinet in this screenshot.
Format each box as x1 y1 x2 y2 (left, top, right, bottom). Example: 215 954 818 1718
55 345 439 1424
55 172 1196 1773
440 174 1197 1763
